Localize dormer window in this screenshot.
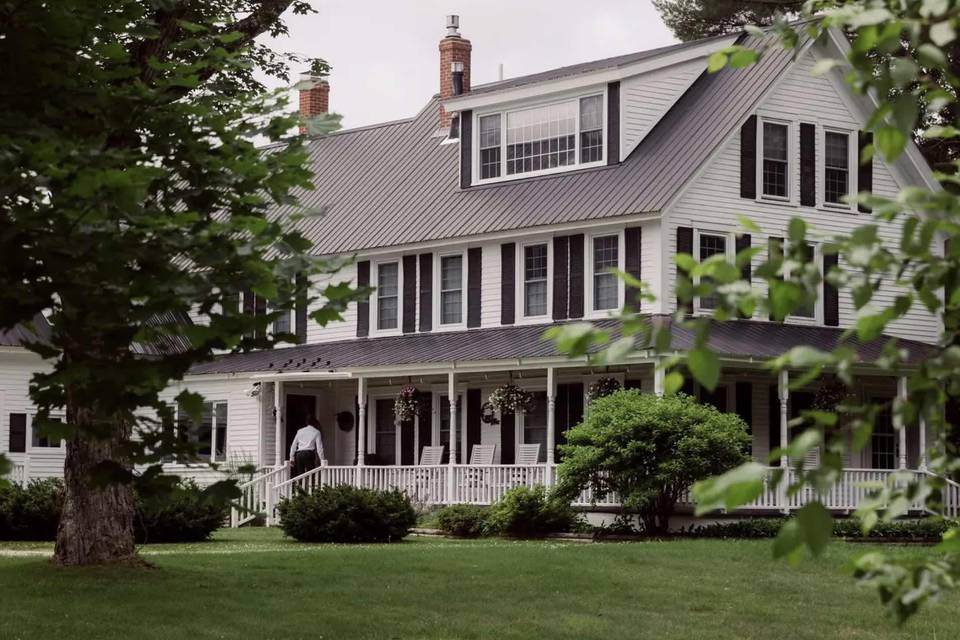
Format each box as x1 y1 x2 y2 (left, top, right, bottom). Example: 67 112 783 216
761 120 790 199
474 91 606 184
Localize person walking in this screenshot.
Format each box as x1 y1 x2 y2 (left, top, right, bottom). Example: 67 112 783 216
289 414 324 476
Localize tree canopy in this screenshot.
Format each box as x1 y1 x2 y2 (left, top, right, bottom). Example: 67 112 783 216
653 0 803 41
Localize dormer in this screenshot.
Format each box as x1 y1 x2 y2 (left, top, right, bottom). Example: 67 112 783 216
442 24 737 189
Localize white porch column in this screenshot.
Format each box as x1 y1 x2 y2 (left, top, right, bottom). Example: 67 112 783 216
356 376 367 467
777 369 789 512
919 414 928 470
447 370 457 504
653 358 665 398
273 379 284 467
546 367 557 483
897 377 908 470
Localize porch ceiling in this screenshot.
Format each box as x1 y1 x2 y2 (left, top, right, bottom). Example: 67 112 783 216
187 315 932 377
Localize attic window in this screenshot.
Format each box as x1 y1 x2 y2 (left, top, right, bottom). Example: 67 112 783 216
475 91 605 184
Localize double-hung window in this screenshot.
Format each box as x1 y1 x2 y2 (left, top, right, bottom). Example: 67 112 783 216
374 398 396 465
523 244 549 317
177 401 228 463
871 402 896 469
761 121 789 199
789 242 817 320
592 235 619 311
696 232 729 312
579 95 604 163
376 262 399 331
824 131 850 205
479 115 502 180
439 254 464 326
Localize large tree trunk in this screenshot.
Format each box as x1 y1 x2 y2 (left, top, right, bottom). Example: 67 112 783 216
54 403 139 566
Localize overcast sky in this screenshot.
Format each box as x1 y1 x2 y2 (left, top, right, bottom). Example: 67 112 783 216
264 0 678 129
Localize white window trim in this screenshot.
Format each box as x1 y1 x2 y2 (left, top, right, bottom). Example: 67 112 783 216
785 241 823 325
170 401 229 463
371 258 403 336
515 239 553 324
434 250 468 331
472 87 608 186
692 229 734 316
820 126 858 212
26 413 66 452
756 117 795 204
584 229 625 318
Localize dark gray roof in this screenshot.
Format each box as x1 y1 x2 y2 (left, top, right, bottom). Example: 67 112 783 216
188 316 930 376
462 35 735 96
0 314 51 348
285 31 800 256
131 311 194 357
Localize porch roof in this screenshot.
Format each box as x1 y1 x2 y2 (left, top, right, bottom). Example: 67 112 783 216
187 316 933 377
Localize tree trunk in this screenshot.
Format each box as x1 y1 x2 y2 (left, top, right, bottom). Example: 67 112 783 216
53 403 139 566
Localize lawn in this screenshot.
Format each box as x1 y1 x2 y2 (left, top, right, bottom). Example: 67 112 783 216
0 529 957 639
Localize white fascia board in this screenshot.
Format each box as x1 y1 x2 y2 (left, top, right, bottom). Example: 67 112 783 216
250 371 354 382
442 36 738 113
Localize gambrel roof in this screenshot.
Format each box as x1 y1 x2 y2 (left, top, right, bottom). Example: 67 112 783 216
287 31 800 256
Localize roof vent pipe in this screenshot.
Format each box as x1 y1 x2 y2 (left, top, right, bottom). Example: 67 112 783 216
446 14 460 37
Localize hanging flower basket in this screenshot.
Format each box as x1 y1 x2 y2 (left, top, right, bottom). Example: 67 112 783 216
480 401 499 426
394 385 421 422
587 376 622 402
813 378 850 413
487 383 533 416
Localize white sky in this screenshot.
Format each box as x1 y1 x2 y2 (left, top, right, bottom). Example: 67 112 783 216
264 0 677 129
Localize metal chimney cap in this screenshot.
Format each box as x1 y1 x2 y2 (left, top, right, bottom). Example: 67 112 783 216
445 14 460 37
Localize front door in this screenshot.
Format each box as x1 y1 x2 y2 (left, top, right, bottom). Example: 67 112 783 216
285 394 317 460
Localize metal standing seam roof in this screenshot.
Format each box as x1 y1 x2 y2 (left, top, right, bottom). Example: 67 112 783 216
278 31 800 257
0 314 51 348
187 316 931 376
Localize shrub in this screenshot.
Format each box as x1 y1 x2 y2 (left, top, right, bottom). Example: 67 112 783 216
436 504 489 537
486 486 577 538
0 479 64 541
686 517 956 540
684 518 786 539
135 480 229 543
557 390 750 534
278 485 416 543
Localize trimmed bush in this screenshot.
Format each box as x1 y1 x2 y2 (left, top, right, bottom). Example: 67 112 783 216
486 486 577 538
683 518 785 539
0 478 64 541
685 517 956 540
135 480 229 543
278 485 416 543
436 504 489 537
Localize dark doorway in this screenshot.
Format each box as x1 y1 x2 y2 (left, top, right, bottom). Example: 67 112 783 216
285 394 317 460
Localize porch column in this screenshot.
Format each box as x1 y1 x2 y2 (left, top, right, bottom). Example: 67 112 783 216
778 369 789 512
273 379 283 467
546 367 557 484
356 377 367 467
919 414 928 470
447 370 457 504
653 358 665 397
897 377 908 470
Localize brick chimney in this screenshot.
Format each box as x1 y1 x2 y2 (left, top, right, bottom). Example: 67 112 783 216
439 15 471 130
298 73 330 135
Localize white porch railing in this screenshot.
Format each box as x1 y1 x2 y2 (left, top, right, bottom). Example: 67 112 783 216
9 462 26 486
230 465 289 527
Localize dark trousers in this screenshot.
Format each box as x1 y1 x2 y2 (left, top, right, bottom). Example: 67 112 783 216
293 449 318 476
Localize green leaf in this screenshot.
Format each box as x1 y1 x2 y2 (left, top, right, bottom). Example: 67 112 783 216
875 127 906 160
687 347 720 391
796 502 832 557
707 51 728 73
728 48 759 69
692 462 767 515
663 371 684 396
930 20 956 47
773 518 804 563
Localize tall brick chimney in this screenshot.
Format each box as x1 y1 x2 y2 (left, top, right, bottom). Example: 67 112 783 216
299 73 330 135
439 15 471 130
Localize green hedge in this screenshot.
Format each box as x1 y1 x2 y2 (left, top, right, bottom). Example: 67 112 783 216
277 485 416 543
435 504 489 537
0 479 63 541
486 486 579 538
684 517 957 540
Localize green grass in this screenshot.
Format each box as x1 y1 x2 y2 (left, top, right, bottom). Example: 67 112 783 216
0 529 957 639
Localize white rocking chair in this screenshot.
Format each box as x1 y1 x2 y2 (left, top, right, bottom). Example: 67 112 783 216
512 443 542 485
469 444 496 465
419 445 445 466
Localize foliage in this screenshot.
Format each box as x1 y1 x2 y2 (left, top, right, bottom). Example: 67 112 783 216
0 479 64 541
813 377 851 412
653 0 802 41
485 486 579 538
277 485 416 543
685 517 955 540
556 390 750 533
435 504 490 538
393 385 422 423
586 376 622 402
134 480 229 544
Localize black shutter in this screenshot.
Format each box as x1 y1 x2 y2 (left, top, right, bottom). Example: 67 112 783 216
769 384 781 465
736 382 753 434
702 386 728 412
295 272 308 343
501 243 516 325
556 382 584 457
400 418 415 465
768 237 783 321
568 234 585 319
9 413 25 453
466 389 482 460
823 253 839 326
625 227 642 312
460 109 473 189
418 253 433 332
553 236 570 320
500 411 515 464
402 255 417 334
681 376 696 398
800 122 816 207
735 234 752 283
467 247 482 328
740 115 757 199
858 130 873 213
607 81 620 165
356 260 370 337
254 294 267 342
676 226 694 314
417 393 432 457
624 379 643 390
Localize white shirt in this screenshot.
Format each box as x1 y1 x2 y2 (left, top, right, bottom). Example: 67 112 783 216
289 425 324 461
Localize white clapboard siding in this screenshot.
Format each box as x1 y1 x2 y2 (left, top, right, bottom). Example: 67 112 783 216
0 351 61 479
480 242 501 328
305 261 358 344
664 47 938 344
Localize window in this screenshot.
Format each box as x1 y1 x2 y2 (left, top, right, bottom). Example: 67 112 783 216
479 115 501 180
871 402 896 469
789 242 817 319
762 122 789 198
476 93 604 182
523 392 548 463
439 255 463 325
374 398 396 465
523 244 549 317
31 416 63 448
438 395 461 464
824 131 850 205
177 401 228 462
697 232 729 311
273 308 292 335
376 262 399 331
592 235 619 311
